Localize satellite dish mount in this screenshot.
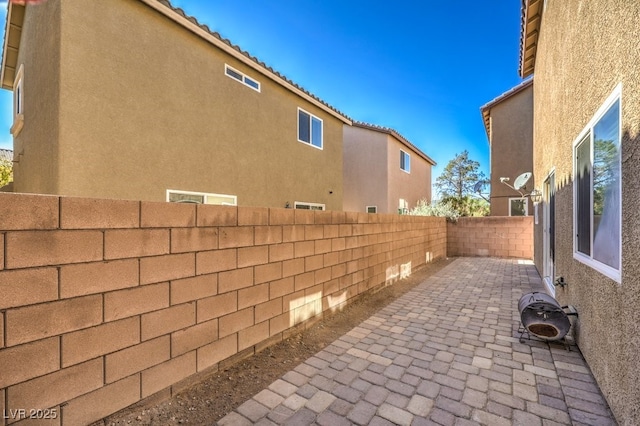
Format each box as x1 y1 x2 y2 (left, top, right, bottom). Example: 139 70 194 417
499 172 532 197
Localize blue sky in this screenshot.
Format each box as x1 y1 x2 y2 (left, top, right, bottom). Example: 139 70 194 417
0 1 525 183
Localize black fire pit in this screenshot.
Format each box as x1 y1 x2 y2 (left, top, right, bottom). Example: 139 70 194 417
518 292 573 342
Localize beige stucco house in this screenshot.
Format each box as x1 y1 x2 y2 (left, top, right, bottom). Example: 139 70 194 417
0 0 351 210
343 122 435 214
480 79 534 216
0 147 12 191
0 147 11 163
522 0 640 423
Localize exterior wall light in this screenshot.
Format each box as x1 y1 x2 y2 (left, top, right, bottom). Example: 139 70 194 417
529 188 542 204
529 189 542 225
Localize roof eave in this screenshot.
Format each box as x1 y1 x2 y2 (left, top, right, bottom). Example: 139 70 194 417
519 0 543 78
140 0 352 125
479 77 534 139
1 2 25 90
480 108 491 142
352 122 436 166
0 0 353 125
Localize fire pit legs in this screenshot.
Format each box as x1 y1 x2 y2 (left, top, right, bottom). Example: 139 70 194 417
517 292 579 350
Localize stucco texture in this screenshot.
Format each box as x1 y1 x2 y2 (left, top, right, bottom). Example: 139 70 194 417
15 0 345 210
386 135 432 213
487 85 534 216
532 0 640 422
343 125 432 214
343 125 388 213
12 0 60 195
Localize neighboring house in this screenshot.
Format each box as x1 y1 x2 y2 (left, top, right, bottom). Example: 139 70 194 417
0 0 351 210
521 0 640 423
0 148 12 191
343 122 435 214
0 147 11 162
480 78 533 216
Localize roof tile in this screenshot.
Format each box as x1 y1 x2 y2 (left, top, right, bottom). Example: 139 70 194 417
352 121 436 166
0 148 13 162
154 0 351 122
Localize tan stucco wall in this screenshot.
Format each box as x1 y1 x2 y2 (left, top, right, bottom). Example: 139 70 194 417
532 1 640 422
16 0 344 210
343 125 388 213
343 125 432 214
387 136 432 214
487 85 534 216
12 0 61 194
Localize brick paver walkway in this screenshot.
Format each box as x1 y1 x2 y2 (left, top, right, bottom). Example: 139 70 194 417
218 258 617 425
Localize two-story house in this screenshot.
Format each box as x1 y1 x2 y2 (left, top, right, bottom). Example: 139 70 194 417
0 147 12 191
1 0 351 210
0 148 11 161
343 122 435 214
480 79 534 216
521 0 640 422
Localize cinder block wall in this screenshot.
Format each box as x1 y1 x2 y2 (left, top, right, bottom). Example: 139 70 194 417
447 216 533 259
0 193 446 426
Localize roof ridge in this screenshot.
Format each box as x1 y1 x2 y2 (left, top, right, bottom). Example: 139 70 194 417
154 0 352 122
352 121 436 166
479 77 533 139
480 77 533 112
354 120 410 140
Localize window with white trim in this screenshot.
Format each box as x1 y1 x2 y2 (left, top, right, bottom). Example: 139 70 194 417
225 64 260 92
573 85 621 281
298 108 323 149
294 201 325 210
509 198 528 216
167 189 237 205
11 64 24 136
400 150 410 173
366 206 377 213
398 199 408 214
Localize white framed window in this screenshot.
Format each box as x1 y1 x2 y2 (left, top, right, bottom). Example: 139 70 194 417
11 64 24 136
167 189 237 205
294 201 325 210
225 64 260 92
297 108 323 149
573 84 621 282
509 198 528 216
400 150 410 173
366 206 377 213
398 199 408 214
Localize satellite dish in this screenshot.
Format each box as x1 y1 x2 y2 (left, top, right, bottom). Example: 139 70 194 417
513 172 532 190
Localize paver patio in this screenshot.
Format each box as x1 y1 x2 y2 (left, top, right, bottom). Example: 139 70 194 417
218 257 617 425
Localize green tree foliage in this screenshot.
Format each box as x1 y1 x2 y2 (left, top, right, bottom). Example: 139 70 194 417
0 158 13 188
434 150 489 217
593 138 618 216
435 150 485 198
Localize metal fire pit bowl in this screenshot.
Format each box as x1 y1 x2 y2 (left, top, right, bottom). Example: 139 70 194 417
518 292 571 341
